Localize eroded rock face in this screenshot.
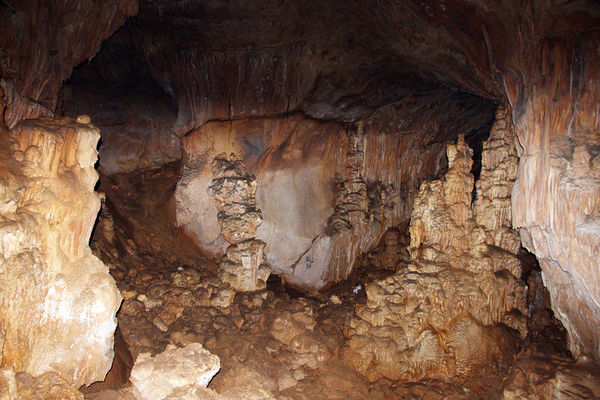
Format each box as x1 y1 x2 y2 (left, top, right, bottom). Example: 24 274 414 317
0 367 84 400
502 351 600 399
176 104 493 289
0 0 137 128
0 117 121 387
344 124 527 381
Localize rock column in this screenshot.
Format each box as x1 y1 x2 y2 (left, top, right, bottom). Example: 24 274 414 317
208 153 271 291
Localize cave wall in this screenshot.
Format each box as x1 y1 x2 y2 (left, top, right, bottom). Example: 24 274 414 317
65 0 600 357
0 0 599 385
508 33 600 359
87 0 440 134
173 90 495 289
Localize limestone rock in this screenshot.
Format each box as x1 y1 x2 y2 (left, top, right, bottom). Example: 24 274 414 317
268 300 331 372
502 352 600 399
0 367 18 399
220 386 275 400
208 153 271 291
344 130 527 381
0 117 122 387
130 343 220 400
13 370 84 400
473 105 522 265
343 264 524 381
164 385 227 400
219 239 271 292
0 0 137 129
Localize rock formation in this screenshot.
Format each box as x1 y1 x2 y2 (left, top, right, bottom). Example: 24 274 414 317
130 343 220 400
343 121 527 381
0 0 137 128
208 153 271 292
175 104 493 289
1 1 600 397
502 352 600 399
0 367 84 400
473 105 522 265
0 116 121 387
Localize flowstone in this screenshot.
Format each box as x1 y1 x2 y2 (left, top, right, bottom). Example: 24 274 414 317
0 116 121 387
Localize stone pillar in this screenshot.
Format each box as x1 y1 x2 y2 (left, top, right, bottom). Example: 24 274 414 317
208 153 271 291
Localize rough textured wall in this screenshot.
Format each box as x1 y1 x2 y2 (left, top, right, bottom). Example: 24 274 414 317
0 116 121 387
509 33 600 359
62 68 181 176
88 1 437 134
61 73 493 283
0 0 137 127
344 127 527 381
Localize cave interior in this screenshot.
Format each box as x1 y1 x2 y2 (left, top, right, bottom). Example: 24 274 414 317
0 0 600 399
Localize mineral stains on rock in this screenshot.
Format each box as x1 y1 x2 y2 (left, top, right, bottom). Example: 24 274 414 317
343 131 527 382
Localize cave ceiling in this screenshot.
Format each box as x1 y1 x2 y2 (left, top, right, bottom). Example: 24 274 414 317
2 0 598 133
69 0 598 133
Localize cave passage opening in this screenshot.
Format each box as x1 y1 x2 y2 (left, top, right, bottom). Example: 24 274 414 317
65 21 572 400
2 1 600 398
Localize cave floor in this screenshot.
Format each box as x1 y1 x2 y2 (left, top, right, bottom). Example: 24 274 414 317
80 255 598 400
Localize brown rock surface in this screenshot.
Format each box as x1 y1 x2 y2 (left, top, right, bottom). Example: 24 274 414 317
0 0 137 128
0 117 121 387
344 130 527 381
510 34 600 360
62 69 182 176
502 351 600 399
130 343 220 400
14 370 84 400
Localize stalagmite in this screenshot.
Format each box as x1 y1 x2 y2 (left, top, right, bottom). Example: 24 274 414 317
0 116 122 387
343 121 527 381
208 153 271 291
